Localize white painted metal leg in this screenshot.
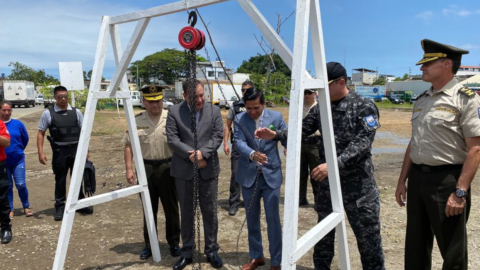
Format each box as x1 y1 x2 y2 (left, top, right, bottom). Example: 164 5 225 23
110 22 161 262
309 0 350 267
52 16 111 270
107 18 150 94
281 1 311 269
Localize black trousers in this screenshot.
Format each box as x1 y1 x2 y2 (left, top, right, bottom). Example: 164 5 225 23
0 161 10 232
299 142 320 204
405 166 469 270
176 176 219 258
51 145 85 208
229 144 241 208
142 163 180 248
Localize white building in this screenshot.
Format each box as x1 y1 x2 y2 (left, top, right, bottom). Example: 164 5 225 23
457 65 480 77
351 68 378 85
196 61 234 81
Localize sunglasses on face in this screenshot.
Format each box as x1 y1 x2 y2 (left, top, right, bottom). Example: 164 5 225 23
304 91 315 95
55 95 68 99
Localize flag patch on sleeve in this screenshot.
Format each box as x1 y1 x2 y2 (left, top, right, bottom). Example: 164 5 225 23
364 115 377 127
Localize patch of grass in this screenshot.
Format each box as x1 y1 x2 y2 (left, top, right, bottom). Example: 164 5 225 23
375 102 414 110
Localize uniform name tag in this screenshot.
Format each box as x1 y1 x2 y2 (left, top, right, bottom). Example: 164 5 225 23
137 126 149 130
364 115 377 127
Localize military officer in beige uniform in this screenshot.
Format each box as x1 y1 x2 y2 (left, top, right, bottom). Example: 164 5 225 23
395 39 480 270
124 85 181 260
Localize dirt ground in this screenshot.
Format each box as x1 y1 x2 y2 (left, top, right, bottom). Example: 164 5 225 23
1 107 479 270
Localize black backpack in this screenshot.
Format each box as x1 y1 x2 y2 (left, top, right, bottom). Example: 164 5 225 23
83 160 96 197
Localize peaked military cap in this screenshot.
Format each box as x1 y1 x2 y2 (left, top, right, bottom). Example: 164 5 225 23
416 39 469 65
139 85 165 101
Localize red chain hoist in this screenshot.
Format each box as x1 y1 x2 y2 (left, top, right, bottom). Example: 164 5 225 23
178 11 206 51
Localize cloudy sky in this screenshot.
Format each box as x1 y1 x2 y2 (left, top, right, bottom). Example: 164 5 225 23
0 0 479 81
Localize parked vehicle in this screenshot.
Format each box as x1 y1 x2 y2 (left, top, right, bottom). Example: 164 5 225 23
280 96 290 105
118 91 142 107
386 95 404 104
3 80 36 108
35 94 44 105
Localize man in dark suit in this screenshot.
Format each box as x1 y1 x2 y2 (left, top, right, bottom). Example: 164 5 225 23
234 88 287 270
166 79 224 270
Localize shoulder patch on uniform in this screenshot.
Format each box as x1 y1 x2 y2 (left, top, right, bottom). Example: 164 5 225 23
364 115 377 127
459 87 475 98
135 112 144 117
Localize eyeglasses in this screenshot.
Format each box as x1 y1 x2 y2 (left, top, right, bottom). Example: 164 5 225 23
304 91 315 95
55 95 68 99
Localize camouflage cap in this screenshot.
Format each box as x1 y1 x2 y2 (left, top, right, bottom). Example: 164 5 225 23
139 85 165 101
416 39 469 65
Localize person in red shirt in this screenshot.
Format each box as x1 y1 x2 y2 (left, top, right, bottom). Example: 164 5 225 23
0 120 11 244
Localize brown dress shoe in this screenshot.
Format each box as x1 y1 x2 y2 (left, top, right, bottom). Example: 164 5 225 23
270 266 281 270
242 258 266 270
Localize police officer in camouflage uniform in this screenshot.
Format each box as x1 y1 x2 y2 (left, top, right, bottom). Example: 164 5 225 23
256 62 385 270
223 81 253 216
395 39 480 270
299 89 321 206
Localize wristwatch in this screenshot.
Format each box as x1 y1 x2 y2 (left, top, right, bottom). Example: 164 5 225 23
455 188 467 198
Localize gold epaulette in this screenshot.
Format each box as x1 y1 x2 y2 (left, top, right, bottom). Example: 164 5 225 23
459 87 476 98
135 112 144 117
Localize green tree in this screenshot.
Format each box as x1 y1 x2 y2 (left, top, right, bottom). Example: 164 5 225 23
130 49 206 85
7 62 59 86
373 77 386 85
394 73 409 81
249 73 266 91
237 54 291 77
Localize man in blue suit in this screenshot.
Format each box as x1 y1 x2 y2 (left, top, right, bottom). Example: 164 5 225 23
234 88 287 270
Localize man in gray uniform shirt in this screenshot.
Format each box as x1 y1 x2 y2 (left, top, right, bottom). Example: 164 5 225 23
37 86 92 221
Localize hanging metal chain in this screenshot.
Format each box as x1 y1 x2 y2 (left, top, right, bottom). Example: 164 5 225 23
195 16 268 270
185 49 202 270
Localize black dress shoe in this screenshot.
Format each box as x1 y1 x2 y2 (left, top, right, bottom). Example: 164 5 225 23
140 247 152 260
299 199 309 206
206 253 223 269
229 206 238 216
1 229 12 244
173 256 193 270
77 206 94 215
54 206 65 221
170 245 181 257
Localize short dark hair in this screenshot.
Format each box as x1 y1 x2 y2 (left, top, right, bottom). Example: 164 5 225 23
182 79 202 94
242 81 254 90
54 86 68 95
242 88 265 104
0 101 12 108
451 59 461 74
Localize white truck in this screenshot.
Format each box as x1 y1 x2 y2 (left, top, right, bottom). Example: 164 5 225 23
204 82 241 109
3 80 36 108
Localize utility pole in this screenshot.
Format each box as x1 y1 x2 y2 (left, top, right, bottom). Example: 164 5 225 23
136 63 139 90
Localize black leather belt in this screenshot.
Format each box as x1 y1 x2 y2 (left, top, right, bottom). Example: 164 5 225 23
412 163 462 173
143 158 172 166
55 143 78 148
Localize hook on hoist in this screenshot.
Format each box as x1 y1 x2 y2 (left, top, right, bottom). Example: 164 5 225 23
178 11 205 51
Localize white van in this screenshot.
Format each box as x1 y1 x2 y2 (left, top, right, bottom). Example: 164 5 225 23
118 91 142 107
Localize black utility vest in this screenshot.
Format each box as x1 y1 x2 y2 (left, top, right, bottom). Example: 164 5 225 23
48 107 81 143
230 101 246 143
232 101 246 115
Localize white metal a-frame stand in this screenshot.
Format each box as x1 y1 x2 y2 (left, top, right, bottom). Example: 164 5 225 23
52 0 350 269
